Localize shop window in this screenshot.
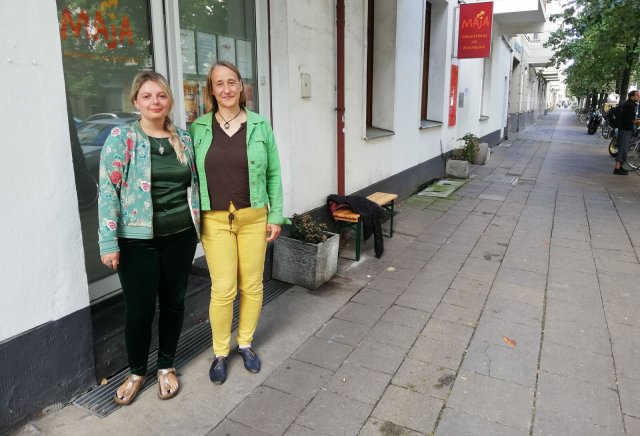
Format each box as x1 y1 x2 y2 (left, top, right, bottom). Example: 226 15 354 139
178 0 258 125
420 0 447 127
57 0 154 286
366 0 397 138
420 2 432 122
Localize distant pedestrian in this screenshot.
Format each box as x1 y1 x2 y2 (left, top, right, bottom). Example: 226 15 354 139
613 90 640 175
190 61 287 385
98 71 200 404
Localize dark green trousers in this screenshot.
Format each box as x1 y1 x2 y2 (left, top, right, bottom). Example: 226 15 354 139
117 226 197 375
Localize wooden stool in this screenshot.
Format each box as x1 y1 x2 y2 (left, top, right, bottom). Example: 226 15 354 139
332 192 398 261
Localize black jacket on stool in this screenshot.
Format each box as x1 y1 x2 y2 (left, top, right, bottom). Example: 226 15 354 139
327 194 385 258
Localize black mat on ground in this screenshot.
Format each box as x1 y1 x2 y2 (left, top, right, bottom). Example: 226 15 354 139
73 279 293 417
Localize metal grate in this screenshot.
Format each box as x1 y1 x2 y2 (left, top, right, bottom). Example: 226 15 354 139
73 279 293 417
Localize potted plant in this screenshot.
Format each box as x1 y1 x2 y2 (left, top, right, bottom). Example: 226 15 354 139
272 213 339 289
446 133 481 178
454 133 481 163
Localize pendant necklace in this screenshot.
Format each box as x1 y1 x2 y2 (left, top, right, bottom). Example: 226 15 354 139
217 109 242 129
150 136 166 155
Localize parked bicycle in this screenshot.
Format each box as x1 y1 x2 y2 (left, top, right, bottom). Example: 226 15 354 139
609 135 618 157
623 134 640 171
608 127 640 169
600 116 613 139
578 109 590 124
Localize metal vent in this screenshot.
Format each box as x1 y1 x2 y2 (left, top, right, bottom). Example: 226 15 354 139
74 279 293 417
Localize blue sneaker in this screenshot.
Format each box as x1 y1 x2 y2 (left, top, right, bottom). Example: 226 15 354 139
209 356 227 384
237 347 261 373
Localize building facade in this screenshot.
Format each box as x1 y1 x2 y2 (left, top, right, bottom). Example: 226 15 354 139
0 0 557 431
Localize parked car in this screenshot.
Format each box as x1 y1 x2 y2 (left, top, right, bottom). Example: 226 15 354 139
82 111 140 123
77 117 139 175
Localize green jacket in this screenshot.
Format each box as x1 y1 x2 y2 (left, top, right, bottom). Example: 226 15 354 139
190 110 287 225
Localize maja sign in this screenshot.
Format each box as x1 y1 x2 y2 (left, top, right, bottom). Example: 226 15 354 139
59 6 133 50
457 2 493 59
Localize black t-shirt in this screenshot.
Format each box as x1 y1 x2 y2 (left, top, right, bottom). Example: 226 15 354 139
148 137 193 236
204 122 251 211
619 99 638 131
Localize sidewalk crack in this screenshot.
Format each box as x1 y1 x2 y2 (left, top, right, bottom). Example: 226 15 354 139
483 342 493 378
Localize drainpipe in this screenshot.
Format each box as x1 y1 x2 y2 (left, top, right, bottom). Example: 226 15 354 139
267 0 274 124
336 0 345 195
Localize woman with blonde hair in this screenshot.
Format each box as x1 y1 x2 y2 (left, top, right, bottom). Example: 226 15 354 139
98 71 200 404
190 61 286 384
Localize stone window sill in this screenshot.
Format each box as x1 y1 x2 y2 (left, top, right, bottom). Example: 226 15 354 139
365 127 395 140
420 120 444 129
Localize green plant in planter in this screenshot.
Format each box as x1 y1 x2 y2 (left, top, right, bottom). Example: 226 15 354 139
290 213 328 244
452 133 480 163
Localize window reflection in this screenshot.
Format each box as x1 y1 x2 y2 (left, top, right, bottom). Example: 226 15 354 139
57 0 153 286
179 0 258 125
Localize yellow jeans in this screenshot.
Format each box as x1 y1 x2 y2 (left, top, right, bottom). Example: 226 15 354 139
201 205 267 357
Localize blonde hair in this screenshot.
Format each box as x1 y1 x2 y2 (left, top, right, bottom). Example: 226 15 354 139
129 71 187 165
203 61 247 114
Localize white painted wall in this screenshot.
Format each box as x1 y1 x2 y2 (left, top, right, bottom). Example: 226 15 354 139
270 0 337 217
494 0 539 14
455 30 510 140
342 0 508 193
343 0 456 193
0 1 89 342
270 0 517 205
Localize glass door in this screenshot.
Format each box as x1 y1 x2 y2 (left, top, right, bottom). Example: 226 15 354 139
177 0 259 126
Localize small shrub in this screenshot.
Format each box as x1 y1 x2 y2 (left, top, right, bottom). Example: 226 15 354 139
451 132 480 163
290 213 328 244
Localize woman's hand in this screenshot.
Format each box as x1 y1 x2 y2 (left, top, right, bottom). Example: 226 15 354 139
266 224 281 242
101 253 120 271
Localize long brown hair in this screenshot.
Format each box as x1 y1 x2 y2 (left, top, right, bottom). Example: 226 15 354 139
203 61 247 114
129 71 187 165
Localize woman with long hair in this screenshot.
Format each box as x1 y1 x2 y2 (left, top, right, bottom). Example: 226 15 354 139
98 71 200 404
190 61 286 385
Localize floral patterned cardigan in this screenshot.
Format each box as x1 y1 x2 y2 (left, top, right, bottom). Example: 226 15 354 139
97 121 200 255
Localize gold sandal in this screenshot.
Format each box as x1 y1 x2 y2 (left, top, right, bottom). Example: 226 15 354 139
113 374 145 405
157 368 180 400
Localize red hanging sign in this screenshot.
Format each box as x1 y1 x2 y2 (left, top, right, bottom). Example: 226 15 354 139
448 65 458 127
457 1 493 59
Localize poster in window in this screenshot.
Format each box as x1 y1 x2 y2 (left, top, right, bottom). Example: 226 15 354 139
197 32 217 75
217 36 236 63
184 80 199 124
180 29 197 74
244 84 255 111
236 40 253 79
198 80 207 115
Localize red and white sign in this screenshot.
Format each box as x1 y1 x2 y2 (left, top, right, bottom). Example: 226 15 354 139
448 65 459 127
457 1 493 59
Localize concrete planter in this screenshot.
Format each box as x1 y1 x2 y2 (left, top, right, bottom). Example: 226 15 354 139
473 142 490 165
445 158 469 179
272 232 339 290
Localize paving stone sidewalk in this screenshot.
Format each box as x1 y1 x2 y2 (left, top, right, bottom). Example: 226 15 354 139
20 109 640 435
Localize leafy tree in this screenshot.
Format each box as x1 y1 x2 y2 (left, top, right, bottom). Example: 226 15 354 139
545 0 640 105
